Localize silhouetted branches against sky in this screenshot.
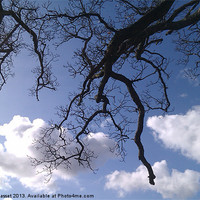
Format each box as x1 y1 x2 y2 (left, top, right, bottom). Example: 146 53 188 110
1 0 200 185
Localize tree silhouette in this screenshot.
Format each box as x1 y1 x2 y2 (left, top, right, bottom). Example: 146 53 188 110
1 0 200 185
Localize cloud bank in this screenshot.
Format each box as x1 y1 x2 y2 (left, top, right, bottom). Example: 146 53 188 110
105 106 200 199
147 105 200 163
0 115 116 192
105 160 200 199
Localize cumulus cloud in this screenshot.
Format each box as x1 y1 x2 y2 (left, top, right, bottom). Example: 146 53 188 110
0 115 116 192
0 116 57 192
105 165 149 197
147 105 200 163
105 160 200 199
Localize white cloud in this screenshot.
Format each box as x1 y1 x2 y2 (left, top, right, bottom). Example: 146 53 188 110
0 169 12 190
147 105 200 163
0 115 116 192
105 160 200 199
105 165 149 197
0 116 56 192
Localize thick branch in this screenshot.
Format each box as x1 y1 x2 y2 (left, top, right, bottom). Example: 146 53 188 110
166 8 200 30
0 0 3 23
118 0 175 38
168 0 200 22
110 71 156 185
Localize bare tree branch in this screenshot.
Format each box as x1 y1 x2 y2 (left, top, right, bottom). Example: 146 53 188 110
2 0 200 186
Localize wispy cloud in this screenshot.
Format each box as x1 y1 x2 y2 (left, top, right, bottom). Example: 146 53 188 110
179 69 200 87
100 118 112 128
0 115 116 192
180 93 188 98
105 160 200 199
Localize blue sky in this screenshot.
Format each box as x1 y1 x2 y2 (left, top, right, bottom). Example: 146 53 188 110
1 1 200 200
